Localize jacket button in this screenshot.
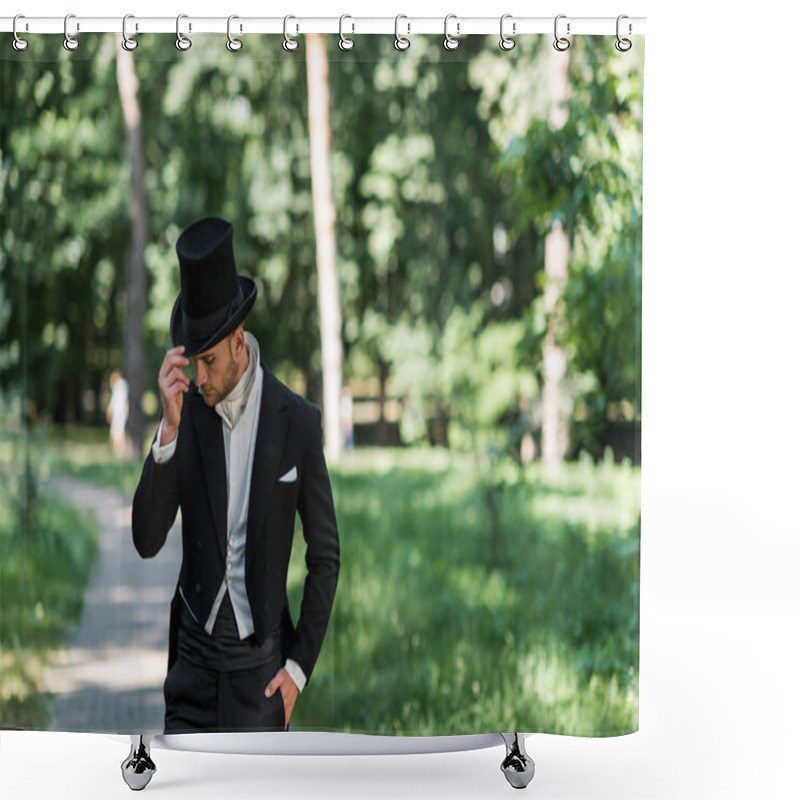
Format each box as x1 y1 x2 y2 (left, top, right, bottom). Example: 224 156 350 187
195 540 203 551
195 583 202 594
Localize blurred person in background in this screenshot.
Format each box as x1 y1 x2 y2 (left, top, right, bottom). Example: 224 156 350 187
106 370 129 460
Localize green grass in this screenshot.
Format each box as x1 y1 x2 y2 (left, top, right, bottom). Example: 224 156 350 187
0 456 99 729
294 447 640 736
0 428 640 736
4 424 151 495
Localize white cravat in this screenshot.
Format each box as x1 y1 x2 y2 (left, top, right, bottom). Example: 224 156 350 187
204 333 262 640
152 332 306 692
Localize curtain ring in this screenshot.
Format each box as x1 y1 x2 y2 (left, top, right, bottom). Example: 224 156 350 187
283 15 299 51
121 14 138 51
12 15 29 51
499 14 515 51
615 15 632 52
394 15 410 51
339 14 355 50
443 14 459 51
63 13 80 51
553 14 570 52
227 15 243 51
175 14 192 51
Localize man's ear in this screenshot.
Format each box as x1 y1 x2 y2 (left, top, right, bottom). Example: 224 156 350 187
232 327 246 357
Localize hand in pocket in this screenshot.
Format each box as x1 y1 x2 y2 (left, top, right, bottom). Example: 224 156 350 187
265 667 298 730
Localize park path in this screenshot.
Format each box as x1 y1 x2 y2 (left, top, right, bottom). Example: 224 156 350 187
41 475 181 734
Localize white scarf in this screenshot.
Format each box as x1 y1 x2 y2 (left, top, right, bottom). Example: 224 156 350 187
215 332 259 430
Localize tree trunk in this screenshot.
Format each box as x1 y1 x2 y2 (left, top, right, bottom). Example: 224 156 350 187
541 46 572 469
115 46 148 459
378 358 389 447
542 219 570 466
306 34 344 461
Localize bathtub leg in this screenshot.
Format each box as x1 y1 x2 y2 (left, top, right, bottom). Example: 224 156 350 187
121 734 157 791
500 733 535 789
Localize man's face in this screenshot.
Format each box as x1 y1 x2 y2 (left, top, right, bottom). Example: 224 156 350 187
194 334 240 407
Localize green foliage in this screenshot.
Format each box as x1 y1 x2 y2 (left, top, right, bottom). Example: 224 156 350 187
441 307 536 454
565 222 642 450
2 34 642 460
293 448 640 736
0 447 100 728
473 36 644 454
1 36 130 424
383 303 536 455
1 36 644 735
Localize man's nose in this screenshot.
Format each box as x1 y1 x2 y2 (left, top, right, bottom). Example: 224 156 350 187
195 362 205 385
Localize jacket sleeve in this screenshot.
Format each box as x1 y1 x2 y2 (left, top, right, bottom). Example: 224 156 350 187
290 405 340 681
132 438 180 559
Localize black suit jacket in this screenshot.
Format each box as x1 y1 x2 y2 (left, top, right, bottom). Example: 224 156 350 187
132 363 340 682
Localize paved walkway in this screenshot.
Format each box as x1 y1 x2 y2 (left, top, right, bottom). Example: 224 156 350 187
42 476 181 734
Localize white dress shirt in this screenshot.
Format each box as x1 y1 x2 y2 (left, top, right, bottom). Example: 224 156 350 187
152 333 306 692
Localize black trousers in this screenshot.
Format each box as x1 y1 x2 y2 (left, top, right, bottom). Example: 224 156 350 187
163 594 285 734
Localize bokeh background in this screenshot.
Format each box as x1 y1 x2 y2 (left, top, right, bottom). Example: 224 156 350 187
1 21 643 736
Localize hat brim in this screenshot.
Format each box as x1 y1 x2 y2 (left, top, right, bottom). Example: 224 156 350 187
170 275 257 357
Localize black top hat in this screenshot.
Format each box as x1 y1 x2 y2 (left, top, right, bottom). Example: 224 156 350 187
170 217 257 356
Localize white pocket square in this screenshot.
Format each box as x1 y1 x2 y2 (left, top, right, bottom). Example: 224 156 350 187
278 466 298 483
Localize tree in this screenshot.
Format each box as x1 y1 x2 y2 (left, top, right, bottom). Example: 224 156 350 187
115 46 148 457
1 35 130 428
327 36 534 445
2 35 641 468
474 36 644 462
540 46 572 469
305 34 344 460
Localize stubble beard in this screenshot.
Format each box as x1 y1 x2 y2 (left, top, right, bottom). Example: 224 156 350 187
200 348 239 407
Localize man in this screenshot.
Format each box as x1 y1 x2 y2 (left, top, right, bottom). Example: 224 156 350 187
132 216 339 733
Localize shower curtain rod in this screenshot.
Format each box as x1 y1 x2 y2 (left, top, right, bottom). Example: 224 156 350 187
1 15 646 38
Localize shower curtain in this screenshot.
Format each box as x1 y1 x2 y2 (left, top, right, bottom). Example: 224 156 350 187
0 21 643 743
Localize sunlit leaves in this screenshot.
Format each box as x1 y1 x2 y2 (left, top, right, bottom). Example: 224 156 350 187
2 34 642 455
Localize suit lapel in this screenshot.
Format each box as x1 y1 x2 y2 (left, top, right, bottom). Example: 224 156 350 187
188 391 228 560
247 365 290 555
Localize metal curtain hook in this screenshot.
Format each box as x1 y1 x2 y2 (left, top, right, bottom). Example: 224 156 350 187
394 14 410 51
553 14 570 51
283 15 299 51
615 15 632 52
175 14 192 50
64 13 79 51
122 14 138 51
227 15 243 51
339 14 354 50
12 14 29 51
443 14 459 51
499 14 516 51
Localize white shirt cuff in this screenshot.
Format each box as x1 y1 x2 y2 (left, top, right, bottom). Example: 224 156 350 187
284 659 307 693
151 420 177 463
